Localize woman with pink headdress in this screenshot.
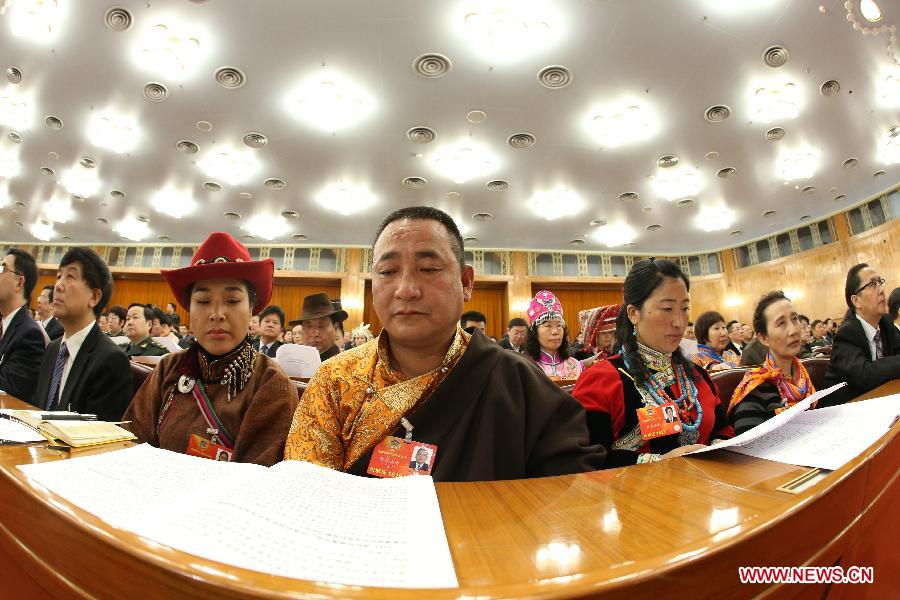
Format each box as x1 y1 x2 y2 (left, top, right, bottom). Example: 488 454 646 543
525 290 583 380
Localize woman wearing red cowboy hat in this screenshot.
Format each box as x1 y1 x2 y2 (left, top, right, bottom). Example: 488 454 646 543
123 232 297 466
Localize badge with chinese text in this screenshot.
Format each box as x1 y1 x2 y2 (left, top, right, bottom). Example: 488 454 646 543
367 436 437 478
186 433 233 462
637 402 682 441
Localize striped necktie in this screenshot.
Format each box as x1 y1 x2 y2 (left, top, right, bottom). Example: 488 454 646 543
46 342 69 410
873 330 883 360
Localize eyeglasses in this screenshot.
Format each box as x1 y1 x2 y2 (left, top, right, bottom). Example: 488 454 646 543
0 263 22 277
854 277 886 295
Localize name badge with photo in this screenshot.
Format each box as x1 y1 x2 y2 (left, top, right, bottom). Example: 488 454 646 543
367 436 438 478
186 433 233 462
637 402 682 441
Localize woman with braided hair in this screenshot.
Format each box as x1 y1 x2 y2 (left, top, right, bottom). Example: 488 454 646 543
572 258 732 467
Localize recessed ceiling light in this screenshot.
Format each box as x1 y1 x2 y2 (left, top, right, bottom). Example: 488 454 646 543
696 206 735 231
133 20 206 80
104 7 133 32
751 81 800 123
705 151 719 160
537 65 572 89
214 66 246 89
9 0 64 43
30 219 56 241
676 198 696 207
264 178 287 190
407 126 436 143
196 120 213 132
654 166 701 201
96 217 109 224
411 53 452 78
618 192 639 202
472 212 493 222
157 236 170 241
316 182 376 215
657 154 679 168
528 188 582 221
39 166 54 176
569 238 585 245
115 216 151 241
873 170 886 177
585 100 658 148
593 223 635 247
763 210 777 217
447 191 462 198
859 0 882 22
820 80 841 96
704 105 731 122
239 192 252 200
44 115 63 130
44 195 74 223
285 70 375 132
834 194 846 201
766 127 785 141
457 1 560 62
6 67 23 84
462 236 479 244
176 140 199 154
646 224 663 231
243 213 289 240
507 132 536 148
61 166 101 198
762 45 789 68
7 132 22 143
843 157 858 168
777 147 819 181
151 185 196 219
402 176 428 189
0 86 34 130
87 110 140 153
589 219 607 227
143 82 168 102
466 110 487 123
800 215 811 220
431 140 498 183
486 180 508 191
292 233 308 241
281 210 299 219
242 132 268 148
730 230 743 236
203 181 222 192
79 157 96 169
198 146 259 185
717 167 737 178
801 186 816 194
223 212 241 219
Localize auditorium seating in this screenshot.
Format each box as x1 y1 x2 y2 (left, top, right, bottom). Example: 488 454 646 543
710 367 752 406
802 357 831 391
129 361 153 392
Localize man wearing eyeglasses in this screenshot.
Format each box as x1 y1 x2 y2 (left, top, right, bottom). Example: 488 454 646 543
822 263 900 407
0 249 47 401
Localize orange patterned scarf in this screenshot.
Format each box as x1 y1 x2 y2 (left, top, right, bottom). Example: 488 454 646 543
728 352 815 416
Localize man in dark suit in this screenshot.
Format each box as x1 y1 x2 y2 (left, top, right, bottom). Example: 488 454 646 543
822 263 900 407
252 305 284 357
725 320 745 357
37 285 65 340
0 249 47 400
408 447 431 472
499 317 528 354
33 248 133 421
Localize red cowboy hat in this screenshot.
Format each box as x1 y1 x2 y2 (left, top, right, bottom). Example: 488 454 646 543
161 232 274 315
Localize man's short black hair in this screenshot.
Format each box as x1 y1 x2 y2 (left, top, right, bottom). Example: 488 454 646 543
798 314 810 325
152 306 172 327
372 206 465 269
260 305 285 328
725 320 740 332
889 287 900 321
507 317 527 329
59 248 113 317
107 304 127 322
42 284 54 303
6 248 37 304
460 310 486 327
128 303 154 322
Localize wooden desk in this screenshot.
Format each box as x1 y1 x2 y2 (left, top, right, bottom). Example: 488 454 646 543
1 383 897 599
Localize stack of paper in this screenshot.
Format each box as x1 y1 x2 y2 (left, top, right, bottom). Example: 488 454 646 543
0 417 46 443
18 445 458 589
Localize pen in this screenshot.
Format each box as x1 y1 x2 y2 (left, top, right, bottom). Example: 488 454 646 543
39 414 98 421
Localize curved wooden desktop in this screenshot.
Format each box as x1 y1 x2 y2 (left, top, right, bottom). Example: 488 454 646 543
1 382 897 599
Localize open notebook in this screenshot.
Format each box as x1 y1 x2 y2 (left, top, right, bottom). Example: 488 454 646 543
0 410 135 447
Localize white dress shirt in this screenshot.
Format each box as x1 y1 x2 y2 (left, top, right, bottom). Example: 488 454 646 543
855 314 880 361
0 305 22 340
59 321 96 394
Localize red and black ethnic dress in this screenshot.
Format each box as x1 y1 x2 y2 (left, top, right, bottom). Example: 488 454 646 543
572 343 732 467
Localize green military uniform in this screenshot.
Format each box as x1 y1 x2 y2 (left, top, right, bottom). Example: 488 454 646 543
119 336 169 357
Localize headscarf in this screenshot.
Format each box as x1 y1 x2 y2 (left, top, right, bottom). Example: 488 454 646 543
728 352 815 415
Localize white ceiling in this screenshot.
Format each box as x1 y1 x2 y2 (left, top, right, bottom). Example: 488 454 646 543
0 0 898 253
